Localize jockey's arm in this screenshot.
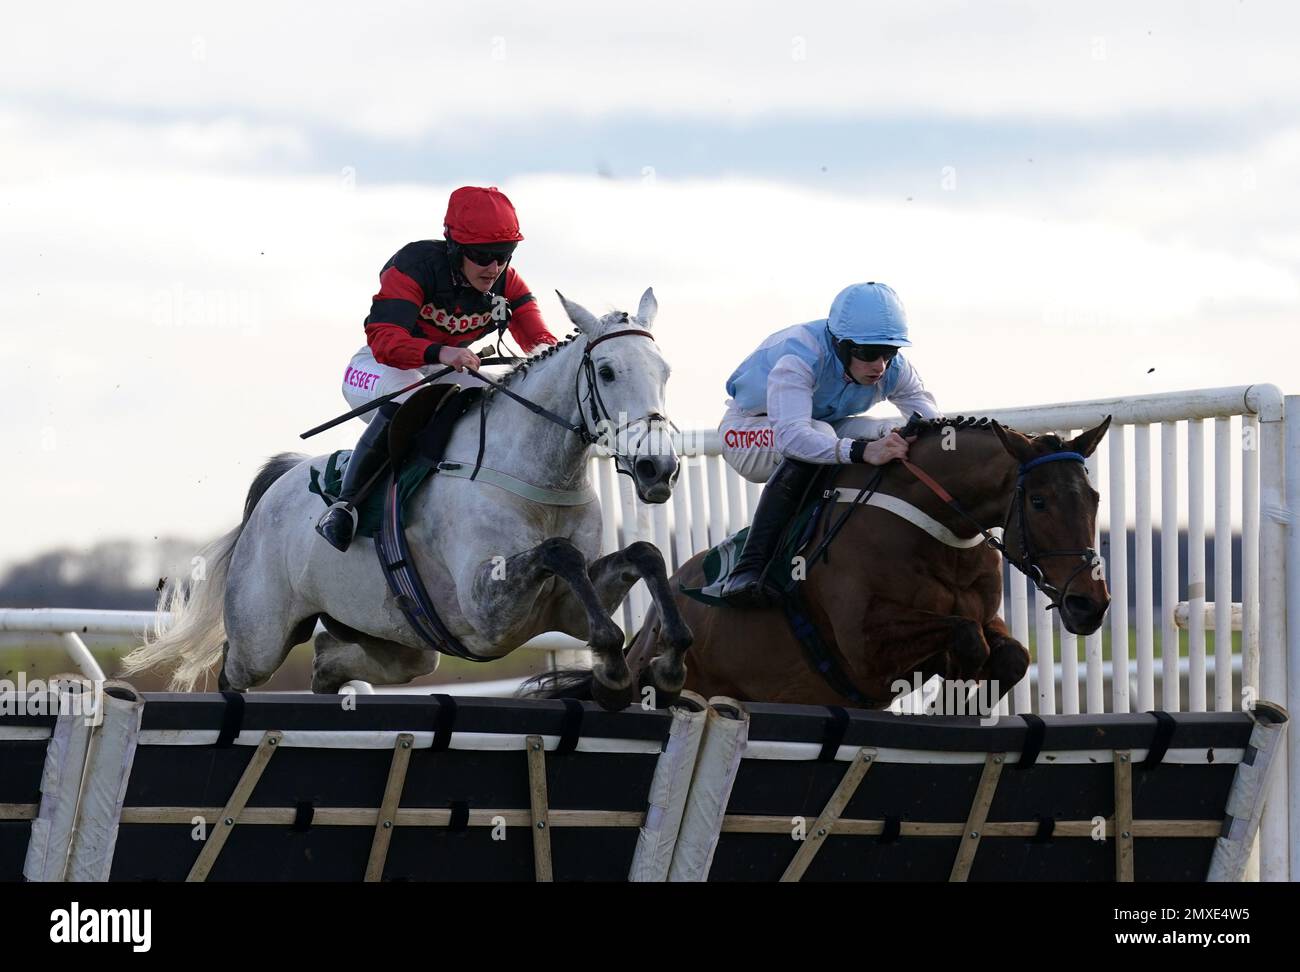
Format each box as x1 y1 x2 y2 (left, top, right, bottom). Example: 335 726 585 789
363 264 440 370
503 268 558 354
766 354 856 464
888 356 942 420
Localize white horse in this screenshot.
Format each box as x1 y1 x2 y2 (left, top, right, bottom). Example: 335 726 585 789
122 289 693 710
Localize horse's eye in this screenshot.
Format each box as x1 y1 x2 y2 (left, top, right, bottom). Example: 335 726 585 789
1030 495 1047 511
599 365 616 382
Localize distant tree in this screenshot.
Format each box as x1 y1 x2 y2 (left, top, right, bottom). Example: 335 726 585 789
0 536 214 610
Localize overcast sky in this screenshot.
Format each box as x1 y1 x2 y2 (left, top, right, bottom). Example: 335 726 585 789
3 1 1298 567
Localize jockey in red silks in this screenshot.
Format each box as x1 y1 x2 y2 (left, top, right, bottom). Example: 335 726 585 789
316 186 559 552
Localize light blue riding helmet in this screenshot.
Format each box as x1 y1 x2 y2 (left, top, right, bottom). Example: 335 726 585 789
826 282 912 347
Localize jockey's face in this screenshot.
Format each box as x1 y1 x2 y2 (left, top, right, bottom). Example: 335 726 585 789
848 355 887 385
461 255 505 293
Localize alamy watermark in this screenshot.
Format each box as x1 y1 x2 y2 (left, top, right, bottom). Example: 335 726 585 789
0 674 105 727
890 672 1003 727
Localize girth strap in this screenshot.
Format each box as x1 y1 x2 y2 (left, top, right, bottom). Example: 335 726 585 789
436 460 596 506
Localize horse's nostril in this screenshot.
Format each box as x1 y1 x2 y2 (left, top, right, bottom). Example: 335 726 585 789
635 458 658 481
1064 595 1096 618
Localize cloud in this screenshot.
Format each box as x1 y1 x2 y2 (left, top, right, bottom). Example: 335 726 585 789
4 1 1300 136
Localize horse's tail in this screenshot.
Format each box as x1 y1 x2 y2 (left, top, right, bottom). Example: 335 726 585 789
119 453 306 692
517 669 595 701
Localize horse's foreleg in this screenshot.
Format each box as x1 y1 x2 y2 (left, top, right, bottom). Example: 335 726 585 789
469 537 631 709
978 616 1030 705
832 605 990 707
554 541 693 707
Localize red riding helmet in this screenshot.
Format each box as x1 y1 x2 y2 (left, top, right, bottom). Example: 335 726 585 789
443 186 525 244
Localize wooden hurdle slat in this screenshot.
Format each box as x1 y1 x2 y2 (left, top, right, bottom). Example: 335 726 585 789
779 748 875 882
526 735 553 882
186 730 282 883
0 804 37 820
364 733 413 883
120 807 649 827
949 752 1005 882
721 817 1221 838
1113 750 1134 882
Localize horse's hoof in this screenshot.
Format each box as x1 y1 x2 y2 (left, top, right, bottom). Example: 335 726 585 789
639 662 684 709
591 674 636 712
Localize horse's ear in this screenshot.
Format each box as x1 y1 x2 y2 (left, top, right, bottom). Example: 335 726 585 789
992 420 1036 463
1066 415 1112 458
637 287 658 328
556 291 600 334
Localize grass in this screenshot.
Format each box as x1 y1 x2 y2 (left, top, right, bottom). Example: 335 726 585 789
1 625 1242 693
0 638 550 693
1021 624 1243 662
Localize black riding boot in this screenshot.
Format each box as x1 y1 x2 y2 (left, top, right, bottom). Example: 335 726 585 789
315 403 396 552
720 458 819 607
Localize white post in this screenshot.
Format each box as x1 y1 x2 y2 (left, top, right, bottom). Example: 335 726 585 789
1281 394 1299 880
1034 586 1056 715
1188 419 1207 712
1059 614 1079 714
671 461 692 573
1214 417 1234 712
1242 415 1261 703
1085 450 1105 711
1109 426 1130 713
687 456 709 560
618 474 648 631
724 462 747 536
1134 424 1155 712
706 455 727 549
1257 388 1288 881
1010 572 1032 715
1161 421 1181 711
596 457 619 556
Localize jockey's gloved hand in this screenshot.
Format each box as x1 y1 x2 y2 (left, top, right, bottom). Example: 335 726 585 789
438 345 481 372
851 431 916 466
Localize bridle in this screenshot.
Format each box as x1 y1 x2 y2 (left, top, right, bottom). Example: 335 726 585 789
467 325 678 484
898 450 1101 610
576 328 679 482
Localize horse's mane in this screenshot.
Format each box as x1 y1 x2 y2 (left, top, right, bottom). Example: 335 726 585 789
492 309 644 390
494 330 583 390
481 310 647 422
901 414 1064 449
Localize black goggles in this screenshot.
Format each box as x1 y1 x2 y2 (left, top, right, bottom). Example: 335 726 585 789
461 244 517 267
842 342 899 363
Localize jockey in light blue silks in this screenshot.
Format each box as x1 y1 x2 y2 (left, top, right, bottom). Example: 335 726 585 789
717 281 942 605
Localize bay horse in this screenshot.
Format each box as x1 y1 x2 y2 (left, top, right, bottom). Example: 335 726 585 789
536 415 1111 709
122 289 693 710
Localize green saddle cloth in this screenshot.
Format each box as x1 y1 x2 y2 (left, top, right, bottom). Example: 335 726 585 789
307 451 433 539
680 496 823 607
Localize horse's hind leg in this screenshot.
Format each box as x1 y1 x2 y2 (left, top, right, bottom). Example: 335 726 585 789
311 620 437 693
221 612 318 692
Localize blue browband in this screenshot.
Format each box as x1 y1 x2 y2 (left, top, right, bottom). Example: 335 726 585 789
1019 451 1086 478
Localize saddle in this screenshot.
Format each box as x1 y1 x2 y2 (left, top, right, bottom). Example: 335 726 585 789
307 383 483 539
